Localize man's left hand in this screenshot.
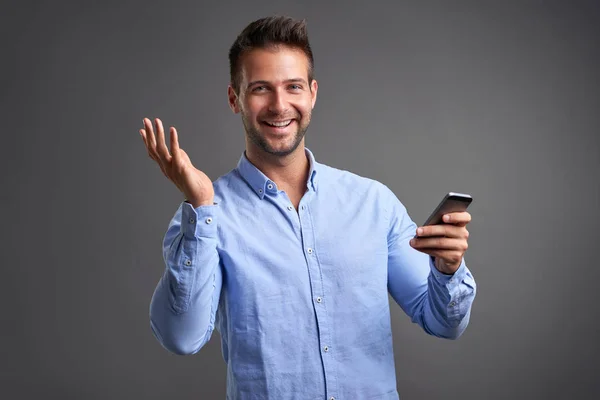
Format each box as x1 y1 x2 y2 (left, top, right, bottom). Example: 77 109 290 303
409 211 471 275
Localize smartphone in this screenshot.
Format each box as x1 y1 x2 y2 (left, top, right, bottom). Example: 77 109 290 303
414 192 473 237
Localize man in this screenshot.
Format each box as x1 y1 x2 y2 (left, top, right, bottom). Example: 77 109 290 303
140 16 476 400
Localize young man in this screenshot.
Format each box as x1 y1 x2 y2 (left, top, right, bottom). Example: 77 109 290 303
140 16 476 400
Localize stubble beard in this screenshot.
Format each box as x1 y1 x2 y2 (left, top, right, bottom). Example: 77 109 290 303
242 111 311 157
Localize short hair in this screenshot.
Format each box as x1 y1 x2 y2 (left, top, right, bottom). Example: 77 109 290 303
228 16 315 94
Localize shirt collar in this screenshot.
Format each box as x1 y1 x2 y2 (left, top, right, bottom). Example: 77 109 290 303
237 147 319 199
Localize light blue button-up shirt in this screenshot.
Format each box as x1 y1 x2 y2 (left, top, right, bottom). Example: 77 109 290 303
149 147 476 400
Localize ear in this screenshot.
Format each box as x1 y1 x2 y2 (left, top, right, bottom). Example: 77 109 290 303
228 85 240 114
310 79 318 109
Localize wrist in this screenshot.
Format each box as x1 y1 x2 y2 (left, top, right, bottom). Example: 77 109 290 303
433 257 459 275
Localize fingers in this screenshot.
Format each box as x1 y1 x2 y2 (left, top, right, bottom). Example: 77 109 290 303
139 122 155 160
142 118 156 149
140 117 175 159
442 211 471 227
410 236 468 252
140 117 171 178
154 118 172 162
411 211 471 272
141 119 158 161
415 224 469 239
170 127 180 161
410 237 466 274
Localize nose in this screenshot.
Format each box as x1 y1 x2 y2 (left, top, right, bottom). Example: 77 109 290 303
267 88 288 115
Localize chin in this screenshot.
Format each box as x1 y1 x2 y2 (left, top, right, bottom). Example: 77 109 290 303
260 135 303 156
264 142 301 157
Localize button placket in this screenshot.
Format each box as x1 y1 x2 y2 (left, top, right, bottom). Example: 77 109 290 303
298 202 338 396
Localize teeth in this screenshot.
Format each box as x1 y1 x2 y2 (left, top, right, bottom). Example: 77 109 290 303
266 120 292 127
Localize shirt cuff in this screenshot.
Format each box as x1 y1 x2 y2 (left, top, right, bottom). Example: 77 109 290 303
181 201 219 239
429 256 468 287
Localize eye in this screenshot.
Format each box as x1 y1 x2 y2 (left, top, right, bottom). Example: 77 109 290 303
288 84 302 91
252 85 268 92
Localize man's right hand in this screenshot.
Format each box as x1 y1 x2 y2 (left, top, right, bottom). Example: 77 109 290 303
140 117 214 208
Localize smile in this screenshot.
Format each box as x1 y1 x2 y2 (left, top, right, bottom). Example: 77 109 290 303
263 120 293 127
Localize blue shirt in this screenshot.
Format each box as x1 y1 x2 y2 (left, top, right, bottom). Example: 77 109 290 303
149 147 477 400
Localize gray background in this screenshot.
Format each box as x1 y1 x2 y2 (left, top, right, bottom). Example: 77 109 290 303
2 0 599 399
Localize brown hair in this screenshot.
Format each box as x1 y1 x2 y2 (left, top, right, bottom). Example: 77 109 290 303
228 16 315 95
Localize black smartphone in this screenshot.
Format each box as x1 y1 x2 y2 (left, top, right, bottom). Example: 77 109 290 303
414 192 473 238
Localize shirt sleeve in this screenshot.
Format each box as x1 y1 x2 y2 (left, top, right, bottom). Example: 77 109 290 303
149 201 223 354
383 186 477 339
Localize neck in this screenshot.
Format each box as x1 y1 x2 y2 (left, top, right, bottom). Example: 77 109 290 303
245 140 310 192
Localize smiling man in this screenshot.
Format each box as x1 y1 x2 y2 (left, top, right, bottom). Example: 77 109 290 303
142 16 477 400
234 48 316 159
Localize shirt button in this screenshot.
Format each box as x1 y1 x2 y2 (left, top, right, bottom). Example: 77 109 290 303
323 346 329 352
258 188 263 194
316 297 322 303
189 218 195 224
307 248 313 254
205 217 213 224
267 183 274 190
184 259 192 266
287 206 293 211
449 301 456 307
301 205 305 210
330 397 335 400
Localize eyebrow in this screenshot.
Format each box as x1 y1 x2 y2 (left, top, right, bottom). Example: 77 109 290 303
247 78 308 87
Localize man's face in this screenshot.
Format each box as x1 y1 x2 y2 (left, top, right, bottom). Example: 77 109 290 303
228 45 318 157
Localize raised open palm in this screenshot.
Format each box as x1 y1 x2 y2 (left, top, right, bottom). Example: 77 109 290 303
140 117 214 207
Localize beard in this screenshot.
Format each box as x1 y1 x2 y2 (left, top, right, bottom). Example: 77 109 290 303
241 110 311 157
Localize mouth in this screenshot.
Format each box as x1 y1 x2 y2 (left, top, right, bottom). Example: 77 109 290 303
260 119 296 134
262 119 293 128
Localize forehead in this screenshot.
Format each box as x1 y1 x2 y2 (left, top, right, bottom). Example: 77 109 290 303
239 46 309 84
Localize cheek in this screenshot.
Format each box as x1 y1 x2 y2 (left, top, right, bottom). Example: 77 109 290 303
245 100 267 118
239 107 258 123
290 99 311 117
300 102 313 118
